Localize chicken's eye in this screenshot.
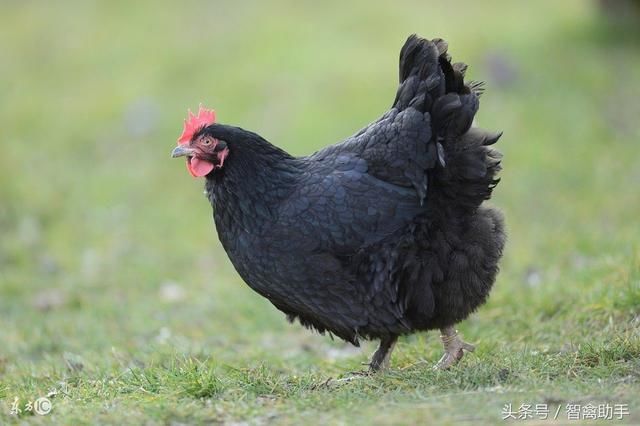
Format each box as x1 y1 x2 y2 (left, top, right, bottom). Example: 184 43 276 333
202 138 212 145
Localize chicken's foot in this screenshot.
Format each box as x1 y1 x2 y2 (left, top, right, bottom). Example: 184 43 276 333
369 335 398 372
434 326 475 370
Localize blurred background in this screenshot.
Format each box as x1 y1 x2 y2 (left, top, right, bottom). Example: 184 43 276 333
0 0 639 422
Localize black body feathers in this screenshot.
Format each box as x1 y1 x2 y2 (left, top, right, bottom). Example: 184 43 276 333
202 35 505 345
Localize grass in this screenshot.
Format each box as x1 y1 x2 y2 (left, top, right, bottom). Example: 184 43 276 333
1 0 639 424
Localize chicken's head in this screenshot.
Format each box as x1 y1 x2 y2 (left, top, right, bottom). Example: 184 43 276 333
171 105 229 177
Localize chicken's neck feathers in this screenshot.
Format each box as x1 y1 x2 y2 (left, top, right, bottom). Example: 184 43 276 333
205 136 301 233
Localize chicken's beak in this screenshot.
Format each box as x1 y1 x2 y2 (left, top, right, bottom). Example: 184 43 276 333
171 145 195 158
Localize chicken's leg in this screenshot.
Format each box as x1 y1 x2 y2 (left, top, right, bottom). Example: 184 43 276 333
369 335 398 372
434 326 475 370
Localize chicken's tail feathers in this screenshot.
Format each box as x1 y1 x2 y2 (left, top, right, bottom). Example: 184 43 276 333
394 35 503 209
433 127 503 210
394 35 481 141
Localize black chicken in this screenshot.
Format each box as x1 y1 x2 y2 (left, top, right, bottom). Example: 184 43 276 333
172 35 505 371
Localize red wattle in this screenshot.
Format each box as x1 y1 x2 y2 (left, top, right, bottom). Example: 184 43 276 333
187 157 215 177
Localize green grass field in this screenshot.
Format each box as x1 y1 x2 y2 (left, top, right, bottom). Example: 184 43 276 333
1 1 639 424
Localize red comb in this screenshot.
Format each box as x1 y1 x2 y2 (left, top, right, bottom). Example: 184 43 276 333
178 104 216 144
